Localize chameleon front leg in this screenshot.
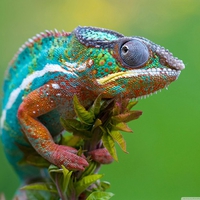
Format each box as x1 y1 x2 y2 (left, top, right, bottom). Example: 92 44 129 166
17 83 89 171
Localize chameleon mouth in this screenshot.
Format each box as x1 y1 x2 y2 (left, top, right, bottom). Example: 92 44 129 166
96 68 181 85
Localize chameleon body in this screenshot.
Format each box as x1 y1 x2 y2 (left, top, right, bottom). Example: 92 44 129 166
1 26 184 185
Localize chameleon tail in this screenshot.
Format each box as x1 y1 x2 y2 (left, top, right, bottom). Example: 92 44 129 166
1 129 48 187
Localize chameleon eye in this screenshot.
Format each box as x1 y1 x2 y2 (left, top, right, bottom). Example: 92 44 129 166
120 39 149 67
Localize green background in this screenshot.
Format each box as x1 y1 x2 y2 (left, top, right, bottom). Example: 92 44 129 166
0 0 199 199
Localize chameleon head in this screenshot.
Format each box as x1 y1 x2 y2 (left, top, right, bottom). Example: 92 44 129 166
72 26 185 99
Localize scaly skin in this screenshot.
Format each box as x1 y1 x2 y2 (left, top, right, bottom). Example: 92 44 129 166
1 26 184 184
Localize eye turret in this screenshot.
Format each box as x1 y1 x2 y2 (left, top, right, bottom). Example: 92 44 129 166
120 39 149 67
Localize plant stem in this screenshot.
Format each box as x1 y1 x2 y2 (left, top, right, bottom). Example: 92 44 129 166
55 174 67 200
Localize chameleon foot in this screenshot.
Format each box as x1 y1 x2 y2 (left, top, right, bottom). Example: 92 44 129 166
89 148 114 164
52 145 89 171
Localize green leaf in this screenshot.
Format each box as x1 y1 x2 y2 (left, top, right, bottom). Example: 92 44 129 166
48 165 63 181
25 190 58 200
25 154 50 168
112 110 142 123
60 134 83 147
113 122 132 133
61 165 73 194
75 174 103 197
61 118 85 132
127 101 138 110
21 182 57 194
112 102 121 116
101 127 118 161
91 118 102 132
86 191 114 200
48 164 63 173
73 95 94 124
79 161 97 179
77 146 84 157
100 98 115 113
60 118 92 138
90 94 102 116
99 181 111 191
107 129 127 153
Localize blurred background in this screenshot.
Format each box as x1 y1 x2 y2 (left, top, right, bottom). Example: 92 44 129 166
0 0 199 199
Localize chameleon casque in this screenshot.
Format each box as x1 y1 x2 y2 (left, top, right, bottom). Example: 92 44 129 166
1 26 184 191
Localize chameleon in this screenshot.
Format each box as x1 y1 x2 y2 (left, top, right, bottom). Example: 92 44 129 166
1 26 184 191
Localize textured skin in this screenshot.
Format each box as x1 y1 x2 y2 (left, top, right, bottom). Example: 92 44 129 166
1 26 185 183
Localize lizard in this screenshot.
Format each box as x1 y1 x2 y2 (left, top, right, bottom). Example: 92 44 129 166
0 26 185 191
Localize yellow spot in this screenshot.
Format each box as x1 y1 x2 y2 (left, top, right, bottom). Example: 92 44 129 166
99 60 105 66
104 54 109 59
92 69 97 75
115 66 120 72
97 53 103 59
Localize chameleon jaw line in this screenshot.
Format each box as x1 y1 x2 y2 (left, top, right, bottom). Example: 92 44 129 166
96 68 181 85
